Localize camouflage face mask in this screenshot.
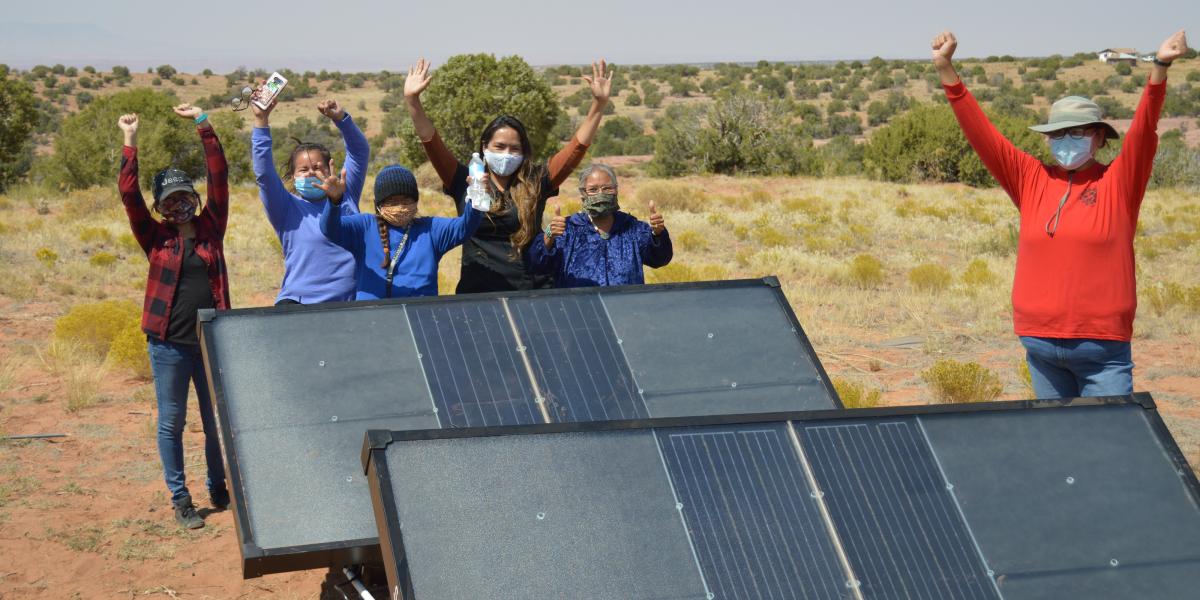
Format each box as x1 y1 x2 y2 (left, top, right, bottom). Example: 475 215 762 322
582 192 619 217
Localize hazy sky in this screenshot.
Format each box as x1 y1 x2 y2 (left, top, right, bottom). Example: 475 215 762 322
1 1 1195 71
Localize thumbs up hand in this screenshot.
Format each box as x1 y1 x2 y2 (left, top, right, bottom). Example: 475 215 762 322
545 200 567 248
648 200 665 236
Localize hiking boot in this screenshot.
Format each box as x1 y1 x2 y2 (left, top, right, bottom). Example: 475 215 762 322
209 486 230 511
174 496 204 529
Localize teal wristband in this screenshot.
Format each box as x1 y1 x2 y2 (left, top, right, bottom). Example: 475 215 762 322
194 113 209 125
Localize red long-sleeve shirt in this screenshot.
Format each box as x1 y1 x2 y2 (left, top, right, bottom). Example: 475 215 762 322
119 126 231 339
945 79 1166 341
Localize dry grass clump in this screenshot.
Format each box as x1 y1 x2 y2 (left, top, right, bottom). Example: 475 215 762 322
847 254 885 289
1143 281 1200 316
53 300 140 357
52 300 150 381
646 262 729 284
908 263 952 293
636 180 706 213
36 247 59 266
89 251 118 267
79 226 114 245
961 258 999 287
673 229 707 252
833 377 883 409
922 359 1003 404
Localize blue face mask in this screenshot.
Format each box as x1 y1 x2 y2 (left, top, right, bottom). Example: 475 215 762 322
1050 135 1094 170
294 176 327 201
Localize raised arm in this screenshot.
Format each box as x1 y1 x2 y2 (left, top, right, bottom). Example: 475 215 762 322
320 99 368 210
174 103 229 233
933 31 1040 205
528 200 566 276
545 60 613 187
404 59 460 188
316 169 362 254
1110 30 1185 206
431 199 484 256
639 202 672 268
117 113 157 255
249 94 292 231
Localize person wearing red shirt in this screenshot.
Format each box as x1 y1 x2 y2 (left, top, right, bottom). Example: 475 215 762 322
118 105 231 529
931 29 1189 399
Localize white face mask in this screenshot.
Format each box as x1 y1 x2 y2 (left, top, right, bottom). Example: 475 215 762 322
483 150 524 176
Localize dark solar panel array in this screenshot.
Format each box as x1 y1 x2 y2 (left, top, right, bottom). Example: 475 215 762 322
366 400 1200 599
406 302 542 428
507 295 647 422
201 279 839 576
658 424 847 599
800 420 1000 599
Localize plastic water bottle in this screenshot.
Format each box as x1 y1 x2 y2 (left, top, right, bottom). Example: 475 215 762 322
467 153 492 212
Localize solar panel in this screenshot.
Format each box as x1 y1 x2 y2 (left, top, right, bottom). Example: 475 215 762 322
601 285 834 416
507 294 646 421
799 420 999 599
199 278 838 577
658 424 847 599
362 395 1200 600
407 301 542 427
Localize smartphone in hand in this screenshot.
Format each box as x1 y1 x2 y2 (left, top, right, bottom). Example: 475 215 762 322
253 72 289 110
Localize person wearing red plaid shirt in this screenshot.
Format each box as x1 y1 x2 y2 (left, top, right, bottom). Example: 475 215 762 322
118 104 230 530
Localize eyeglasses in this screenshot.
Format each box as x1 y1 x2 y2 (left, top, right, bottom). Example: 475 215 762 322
229 86 255 111
1047 127 1095 140
581 186 617 195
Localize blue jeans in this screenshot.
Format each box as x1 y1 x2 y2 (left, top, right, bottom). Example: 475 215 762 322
1019 336 1134 399
148 338 226 504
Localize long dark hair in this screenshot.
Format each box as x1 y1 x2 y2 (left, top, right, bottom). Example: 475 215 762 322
480 115 544 258
281 138 331 185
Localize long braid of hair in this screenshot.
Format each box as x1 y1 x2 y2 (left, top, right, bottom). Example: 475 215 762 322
376 216 391 269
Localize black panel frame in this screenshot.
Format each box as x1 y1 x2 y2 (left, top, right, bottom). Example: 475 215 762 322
361 393 1200 598
199 277 839 578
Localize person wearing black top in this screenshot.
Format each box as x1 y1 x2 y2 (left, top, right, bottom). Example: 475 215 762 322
402 58 613 293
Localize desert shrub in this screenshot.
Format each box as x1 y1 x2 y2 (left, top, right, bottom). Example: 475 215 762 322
107 325 151 379
36 247 58 266
1150 131 1200 189
89 251 118 267
590 116 654 157
646 262 729 284
79 226 113 245
116 232 141 254
41 89 206 190
921 359 1003 403
833 378 883 409
660 92 822 176
961 258 999 286
1143 281 1200 316
864 103 1045 187
908 263 953 292
383 54 560 167
53 300 141 358
636 180 705 213
848 254 885 288
0 76 38 191
673 229 707 251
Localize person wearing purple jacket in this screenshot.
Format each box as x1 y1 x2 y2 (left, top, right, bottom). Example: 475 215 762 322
251 92 369 304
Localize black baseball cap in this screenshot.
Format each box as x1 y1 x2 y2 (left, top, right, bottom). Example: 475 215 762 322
152 168 196 202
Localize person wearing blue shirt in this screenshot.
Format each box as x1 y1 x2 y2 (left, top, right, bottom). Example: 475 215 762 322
528 164 672 287
251 92 369 304
320 165 482 299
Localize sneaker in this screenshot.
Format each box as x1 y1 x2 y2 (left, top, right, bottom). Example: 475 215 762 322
174 496 204 529
209 487 230 511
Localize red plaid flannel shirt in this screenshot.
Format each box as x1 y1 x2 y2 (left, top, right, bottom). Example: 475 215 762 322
119 125 231 340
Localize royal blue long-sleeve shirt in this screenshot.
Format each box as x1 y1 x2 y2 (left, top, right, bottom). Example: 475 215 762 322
252 113 368 304
320 200 483 299
527 211 672 288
